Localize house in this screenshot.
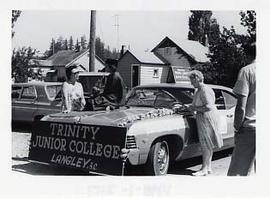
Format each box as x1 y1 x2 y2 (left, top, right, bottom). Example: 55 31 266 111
34 49 106 81
117 36 209 89
117 49 169 88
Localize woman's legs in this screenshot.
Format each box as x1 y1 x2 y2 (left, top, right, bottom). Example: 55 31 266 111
193 143 213 176
201 146 213 172
205 147 213 173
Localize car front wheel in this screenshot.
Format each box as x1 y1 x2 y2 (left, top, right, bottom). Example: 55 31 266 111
146 140 170 176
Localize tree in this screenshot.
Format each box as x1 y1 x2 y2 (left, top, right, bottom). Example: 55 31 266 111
68 36 74 50
80 35 87 49
12 47 41 83
95 37 106 60
188 11 213 46
12 10 21 38
205 27 246 87
54 36 64 53
43 38 55 58
191 11 256 87
63 39 68 50
240 10 256 43
75 39 80 51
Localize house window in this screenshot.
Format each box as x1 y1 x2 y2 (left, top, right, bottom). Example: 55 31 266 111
153 68 159 78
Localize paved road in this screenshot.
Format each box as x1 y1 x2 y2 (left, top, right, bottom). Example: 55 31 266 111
12 125 239 176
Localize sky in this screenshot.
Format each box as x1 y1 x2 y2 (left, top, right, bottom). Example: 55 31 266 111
12 10 248 55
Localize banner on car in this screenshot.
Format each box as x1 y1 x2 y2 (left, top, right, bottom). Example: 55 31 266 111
28 121 127 175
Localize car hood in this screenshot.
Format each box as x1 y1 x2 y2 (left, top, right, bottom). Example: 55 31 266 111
43 107 168 127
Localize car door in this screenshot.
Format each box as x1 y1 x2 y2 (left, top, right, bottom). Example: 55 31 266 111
221 90 237 139
13 85 38 122
166 87 199 145
213 88 236 145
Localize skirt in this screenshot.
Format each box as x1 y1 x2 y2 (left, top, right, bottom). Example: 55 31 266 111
196 110 224 149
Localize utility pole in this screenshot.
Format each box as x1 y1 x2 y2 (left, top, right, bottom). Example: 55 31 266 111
89 10 96 72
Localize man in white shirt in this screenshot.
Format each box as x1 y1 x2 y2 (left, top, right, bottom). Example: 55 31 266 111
227 42 256 176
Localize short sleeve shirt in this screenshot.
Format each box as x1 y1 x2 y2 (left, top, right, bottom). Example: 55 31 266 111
233 63 256 128
62 81 85 111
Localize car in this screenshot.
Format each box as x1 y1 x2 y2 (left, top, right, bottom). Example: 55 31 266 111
12 72 110 124
12 81 63 124
28 83 236 176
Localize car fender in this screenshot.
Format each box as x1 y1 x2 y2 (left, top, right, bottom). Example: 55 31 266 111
127 114 186 165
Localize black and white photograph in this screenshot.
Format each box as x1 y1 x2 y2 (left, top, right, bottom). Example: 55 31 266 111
1 0 270 197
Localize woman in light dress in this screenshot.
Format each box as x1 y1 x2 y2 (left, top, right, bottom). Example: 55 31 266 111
62 65 86 113
187 70 223 176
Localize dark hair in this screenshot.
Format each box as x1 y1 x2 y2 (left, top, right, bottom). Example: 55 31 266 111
243 42 256 61
66 65 77 80
105 59 117 72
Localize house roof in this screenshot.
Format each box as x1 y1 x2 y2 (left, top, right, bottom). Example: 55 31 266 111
35 49 105 68
152 36 210 63
121 49 166 65
46 49 88 66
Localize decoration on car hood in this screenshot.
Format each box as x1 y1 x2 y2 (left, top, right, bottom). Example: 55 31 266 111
118 108 174 127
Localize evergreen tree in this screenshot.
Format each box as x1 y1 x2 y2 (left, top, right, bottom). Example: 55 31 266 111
63 39 68 50
95 37 104 59
43 38 55 58
68 36 74 50
54 36 64 53
80 35 87 49
75 39 80 51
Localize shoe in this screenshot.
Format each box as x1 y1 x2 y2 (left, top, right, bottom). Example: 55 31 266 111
192 170 208 176
208 169 213 174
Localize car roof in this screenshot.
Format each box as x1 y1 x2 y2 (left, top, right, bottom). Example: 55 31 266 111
78 72 109 76
135 83 233 92
12 81 63 87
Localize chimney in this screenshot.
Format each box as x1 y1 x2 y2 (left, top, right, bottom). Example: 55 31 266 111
120 45 126 57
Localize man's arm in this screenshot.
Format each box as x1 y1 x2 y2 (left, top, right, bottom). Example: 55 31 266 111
234 94 248 131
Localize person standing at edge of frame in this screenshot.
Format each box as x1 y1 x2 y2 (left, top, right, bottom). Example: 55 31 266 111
62 65 86 113
227 41 256 176
186 70 224 176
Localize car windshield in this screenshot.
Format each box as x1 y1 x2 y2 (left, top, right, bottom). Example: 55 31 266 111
126 87 194 108
46 85 62 100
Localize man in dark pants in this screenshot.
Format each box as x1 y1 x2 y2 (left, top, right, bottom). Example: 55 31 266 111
227 42 256 176
98 59 125 109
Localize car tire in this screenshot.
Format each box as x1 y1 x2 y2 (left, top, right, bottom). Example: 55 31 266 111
146 140 170 176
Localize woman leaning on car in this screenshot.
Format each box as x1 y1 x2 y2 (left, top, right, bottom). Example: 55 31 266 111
187 70 223 176
62 65 86 113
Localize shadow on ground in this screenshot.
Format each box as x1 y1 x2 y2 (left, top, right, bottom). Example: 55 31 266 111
12 157 96 176
168 148 233 175
124 148 233 176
